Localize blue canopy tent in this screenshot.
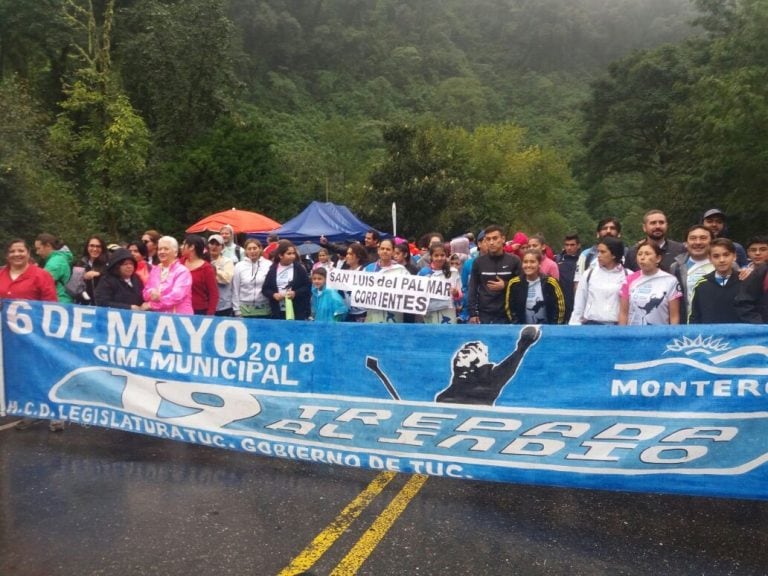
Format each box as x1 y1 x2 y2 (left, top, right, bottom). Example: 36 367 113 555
248 201 386 244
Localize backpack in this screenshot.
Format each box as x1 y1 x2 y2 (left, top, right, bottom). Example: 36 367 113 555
64 266 86 299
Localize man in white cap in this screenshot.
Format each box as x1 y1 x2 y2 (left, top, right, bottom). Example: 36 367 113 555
207 234 235 316
701 208 748 268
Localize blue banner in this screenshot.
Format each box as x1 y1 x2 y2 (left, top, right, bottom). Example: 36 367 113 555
2 299 767 500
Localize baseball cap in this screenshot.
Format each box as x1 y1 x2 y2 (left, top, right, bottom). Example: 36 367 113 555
208 234 224 245
703 208 725 219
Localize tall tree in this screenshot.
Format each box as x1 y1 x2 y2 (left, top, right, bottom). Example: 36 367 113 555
367 122 572 239
148 115 296 236
49 0 150 240
0 76 85 246
579 0 768 239
117 0 236 148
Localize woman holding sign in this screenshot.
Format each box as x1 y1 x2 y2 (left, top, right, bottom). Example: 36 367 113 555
341 242 369 322
363 238 409 323
417 242 462 324
2 239 61 431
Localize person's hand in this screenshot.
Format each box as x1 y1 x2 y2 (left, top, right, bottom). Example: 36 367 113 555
487 277 505 291
84 270 100 280
739 266 754 281
469 316 480 324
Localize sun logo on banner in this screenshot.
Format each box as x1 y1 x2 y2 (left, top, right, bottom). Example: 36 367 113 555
664 335 731 356
615 334 768 376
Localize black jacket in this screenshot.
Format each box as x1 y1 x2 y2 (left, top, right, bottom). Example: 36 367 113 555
625 239 686 272
95 273 144 309
468 252 522 321
556 252 578 322
735 263 768 323
262 261 312 320
688 271 743 324
505 274 566 325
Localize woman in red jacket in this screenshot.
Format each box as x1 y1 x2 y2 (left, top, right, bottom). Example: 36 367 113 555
1 239 62 432
0 239 58 302
181 234 219 315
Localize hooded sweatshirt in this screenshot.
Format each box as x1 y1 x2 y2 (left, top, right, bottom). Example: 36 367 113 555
45 248 74 303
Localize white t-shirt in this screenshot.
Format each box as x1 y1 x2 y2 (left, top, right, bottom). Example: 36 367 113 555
620 269 682 325
525 278 546 324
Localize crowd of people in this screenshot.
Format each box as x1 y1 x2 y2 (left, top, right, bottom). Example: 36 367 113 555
2 208 767 431
1 209 767 330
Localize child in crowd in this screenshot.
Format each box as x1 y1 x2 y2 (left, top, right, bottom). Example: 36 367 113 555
619 241 681 325
746 235 768 268
310 267 348 322
689 238 742 323
417 243 462 324
740 235 768 282
393 242 419 275
312 248 334 272
526 235 560 280
505 248 566 324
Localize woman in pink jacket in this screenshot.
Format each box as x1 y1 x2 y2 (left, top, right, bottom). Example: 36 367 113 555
142 236 193 314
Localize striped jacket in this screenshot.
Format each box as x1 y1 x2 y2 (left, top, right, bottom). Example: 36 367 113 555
505 273 566 325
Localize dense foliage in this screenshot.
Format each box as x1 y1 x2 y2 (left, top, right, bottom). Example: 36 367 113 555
579 0 768 240
2 0 763 254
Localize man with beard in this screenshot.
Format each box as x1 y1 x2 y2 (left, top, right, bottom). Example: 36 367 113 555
624 210 686 272
701 208 749 268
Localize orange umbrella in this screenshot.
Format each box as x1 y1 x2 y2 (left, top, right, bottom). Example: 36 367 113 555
186 208 280 234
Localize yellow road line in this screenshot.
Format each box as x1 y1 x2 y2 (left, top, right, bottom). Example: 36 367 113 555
330 474 429 575
277 471 397 576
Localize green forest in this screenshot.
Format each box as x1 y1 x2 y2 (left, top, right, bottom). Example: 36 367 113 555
1 0 766 251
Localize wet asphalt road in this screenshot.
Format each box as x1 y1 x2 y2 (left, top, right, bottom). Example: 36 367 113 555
1 417 767 576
